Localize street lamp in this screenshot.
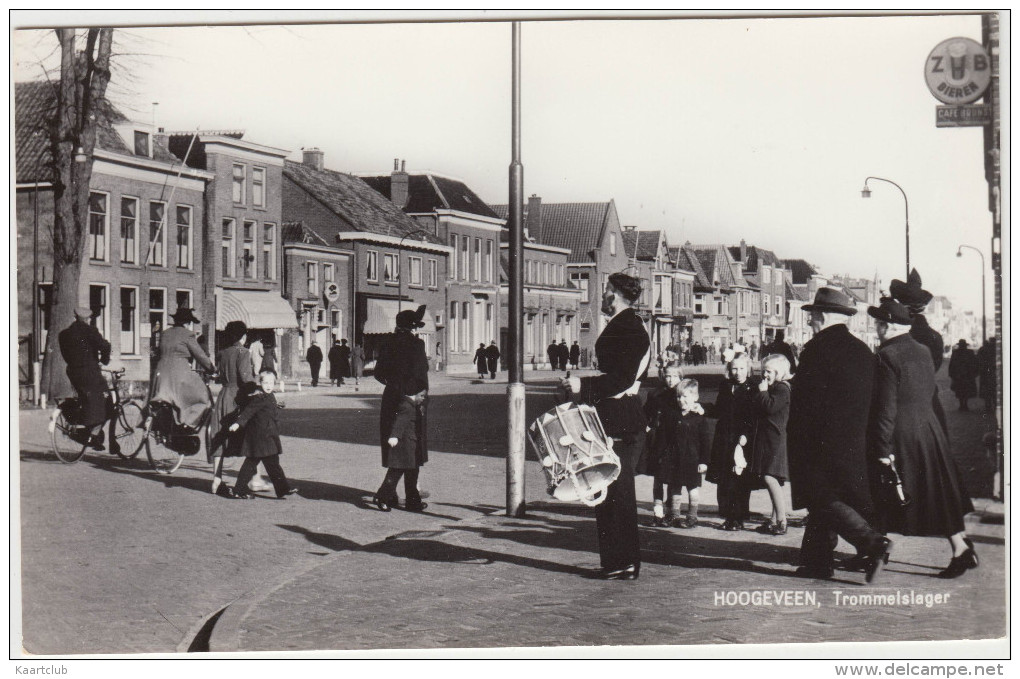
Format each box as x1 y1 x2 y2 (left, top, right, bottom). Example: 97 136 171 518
956 244 987 343
397 228 435 312
861 176 910 277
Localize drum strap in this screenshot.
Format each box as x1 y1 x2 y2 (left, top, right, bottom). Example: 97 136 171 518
608 348 651 399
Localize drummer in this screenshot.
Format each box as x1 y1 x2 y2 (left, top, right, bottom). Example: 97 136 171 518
562 272 651 581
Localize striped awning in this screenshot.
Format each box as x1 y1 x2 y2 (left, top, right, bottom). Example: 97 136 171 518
217 289 298 330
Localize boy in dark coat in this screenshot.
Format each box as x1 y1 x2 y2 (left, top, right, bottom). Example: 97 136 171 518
226 370 297 499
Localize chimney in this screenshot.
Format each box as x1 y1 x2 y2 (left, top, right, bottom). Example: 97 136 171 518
526 194 543 242
623 225 637 232
391 158 409 209
303 147 325 171
739 238 747 262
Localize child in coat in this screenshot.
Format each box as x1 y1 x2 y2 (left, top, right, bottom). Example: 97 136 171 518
226 370 298 500
706 353 759 531
751 354 792 535
640 366 711 528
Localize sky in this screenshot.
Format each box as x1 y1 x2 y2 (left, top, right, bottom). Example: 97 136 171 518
12 11 1002 321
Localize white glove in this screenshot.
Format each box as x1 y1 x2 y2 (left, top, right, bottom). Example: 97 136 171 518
733 444 747 475
388 437 398 447
689 403 705 415
228 423 239 432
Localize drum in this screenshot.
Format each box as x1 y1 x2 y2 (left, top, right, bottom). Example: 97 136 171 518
528 402 621 507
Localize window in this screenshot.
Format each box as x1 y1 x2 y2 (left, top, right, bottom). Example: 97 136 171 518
89 284 108 338
449 302 458 352
383 253 398 284
330 309 341 339
449 234 457 280
149 287 166 331
485 240 493 282
409 256 423 286
323 263 335 284
252 167 266 208
175 290 193 326
694 294 704 315
120 197 138 264
763 294 770 314
221 219 236 277
610 233 617 256
570 271 589 303
486 303 494 340
134 131 150 157
366 250 379 282
262 224 276 280
763 266 771 284
461 302 470 350
232 164 246 204
306 261 319 296
176 205 192 268
88 192 108 261
242 220 256 278
148 201 166 266
461 237 469 280
775 300 782 317
120 286 138 355
715 298 723 315
428 259 438 288
474 238 481 282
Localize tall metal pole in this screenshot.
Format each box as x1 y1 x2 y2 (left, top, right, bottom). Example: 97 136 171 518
507 21 527 517
862 176 910 277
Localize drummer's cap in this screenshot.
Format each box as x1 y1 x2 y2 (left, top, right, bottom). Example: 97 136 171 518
74 306 93 321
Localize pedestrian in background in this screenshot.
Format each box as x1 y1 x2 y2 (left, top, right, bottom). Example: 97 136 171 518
306 340 323 387
225 369 298 500
248 335 264 377
485 340 500 379
351 340 366 387
328 339 344 386
547 340 558 370
474 343 488 379
750 354 792 536
569 341 580 370
558 340 569 371
210 320 256 496
948 340 979 411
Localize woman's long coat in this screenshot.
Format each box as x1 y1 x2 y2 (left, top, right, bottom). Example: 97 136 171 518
351 345 365 378
787 324 876 512
474 347 488 374
375 329 429 469
233 390 283 459
948 347 979 399
209 343 255 459
706 378 758 484
749 380 790 481
871 334 973 536
151 325 215 430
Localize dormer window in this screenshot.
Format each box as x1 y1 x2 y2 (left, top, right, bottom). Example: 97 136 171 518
134 131 151 157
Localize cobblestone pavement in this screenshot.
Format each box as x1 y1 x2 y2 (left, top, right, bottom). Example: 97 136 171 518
16 366 1005 656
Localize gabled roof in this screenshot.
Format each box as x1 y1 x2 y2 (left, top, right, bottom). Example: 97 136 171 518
15 80 178 183
492 201 615 264
677 247 712 289
728 243 783 274
282 221 331 247
622 229 663 262
785 278 807 302
689 244 746 290
784 258 819 285
361 173 500 220
284 160 440 243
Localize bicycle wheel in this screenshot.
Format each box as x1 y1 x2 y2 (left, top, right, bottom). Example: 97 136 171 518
51 411 88 464
114 401 145 459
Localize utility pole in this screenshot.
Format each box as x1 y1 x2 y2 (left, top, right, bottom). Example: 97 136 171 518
507 21 527 517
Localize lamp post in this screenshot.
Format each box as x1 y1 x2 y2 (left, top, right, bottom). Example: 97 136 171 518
397 229 434 312
861 176 910 277
956 244 987 344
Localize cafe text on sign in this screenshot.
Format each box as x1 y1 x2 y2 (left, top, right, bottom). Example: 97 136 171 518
925 37 991 105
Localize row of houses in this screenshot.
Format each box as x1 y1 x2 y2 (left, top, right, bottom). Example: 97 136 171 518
16 80 892 388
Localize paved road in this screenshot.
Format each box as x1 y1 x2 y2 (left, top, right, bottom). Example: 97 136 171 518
16 367 1003 655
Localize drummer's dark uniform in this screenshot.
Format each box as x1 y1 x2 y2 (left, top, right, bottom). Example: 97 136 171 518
58 319 111 426
578 307 650 572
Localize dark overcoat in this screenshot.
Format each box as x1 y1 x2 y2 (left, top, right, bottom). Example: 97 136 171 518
577 308 650 437
306 344 323 367
474 347 488 374
910 314 944 371
638 387 711 486
569 343 581 365
706 377 759 484
210 343 255 459
787 324 876 511
233 390 283 459
871 334 973 536
749 380 791 481
375 329 430 469
58 320 111 426
948 347 979 399
328 344 347 380
485 344 500 373
547 343 558 368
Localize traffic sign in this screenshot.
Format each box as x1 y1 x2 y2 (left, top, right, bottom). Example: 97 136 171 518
925 37 991 105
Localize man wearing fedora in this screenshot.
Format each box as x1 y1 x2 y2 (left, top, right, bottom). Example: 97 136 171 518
787 287 891 583
58 307 113 450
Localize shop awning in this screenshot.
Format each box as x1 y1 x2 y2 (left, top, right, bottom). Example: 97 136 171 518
363 298 437 335
217 289 298 330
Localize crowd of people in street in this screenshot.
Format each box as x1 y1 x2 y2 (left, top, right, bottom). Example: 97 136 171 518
545 340 581 371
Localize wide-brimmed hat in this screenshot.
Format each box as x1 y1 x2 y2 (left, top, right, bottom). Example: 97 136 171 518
957 339 969 348
868 298 912 325
889 268 933 307
170 307 200 325
802 287 858 316
395 304 427 330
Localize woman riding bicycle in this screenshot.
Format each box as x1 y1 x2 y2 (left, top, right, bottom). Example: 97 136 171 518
150 308 215 430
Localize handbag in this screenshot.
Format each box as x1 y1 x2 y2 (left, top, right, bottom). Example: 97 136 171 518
877 455 912 508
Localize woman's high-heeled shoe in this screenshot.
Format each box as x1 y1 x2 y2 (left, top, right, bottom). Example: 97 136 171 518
769 521 788 536
963 538 979 568
938 554 972 579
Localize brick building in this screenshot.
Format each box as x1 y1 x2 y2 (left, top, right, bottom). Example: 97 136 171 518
15 81 214 387
282 151 450 366
728 239 790 347
361 162 503 372
666 246 697 356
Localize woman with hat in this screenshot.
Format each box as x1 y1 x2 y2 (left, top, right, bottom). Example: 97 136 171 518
151 307 216 431
948 339 980 412
372 305 430 512
209 320 256 495
890 268 943 371
868 298 977 579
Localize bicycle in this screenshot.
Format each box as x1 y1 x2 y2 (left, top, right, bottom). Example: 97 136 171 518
49 368 146 464
143 368 214 474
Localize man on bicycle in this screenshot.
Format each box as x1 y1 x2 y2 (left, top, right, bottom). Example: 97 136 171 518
58 307 113 451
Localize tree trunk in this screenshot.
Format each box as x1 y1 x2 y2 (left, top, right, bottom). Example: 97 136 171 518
40 27 113 400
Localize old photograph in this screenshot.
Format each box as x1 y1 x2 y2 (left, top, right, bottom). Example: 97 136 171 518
10 10 1007 663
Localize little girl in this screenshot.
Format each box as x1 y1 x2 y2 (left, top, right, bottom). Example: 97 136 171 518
226 370 298 500
706 353 758 531
640 366 711 528
750 354 792 535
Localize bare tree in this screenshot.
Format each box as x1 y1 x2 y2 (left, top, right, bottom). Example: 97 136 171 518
40 27 114 399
